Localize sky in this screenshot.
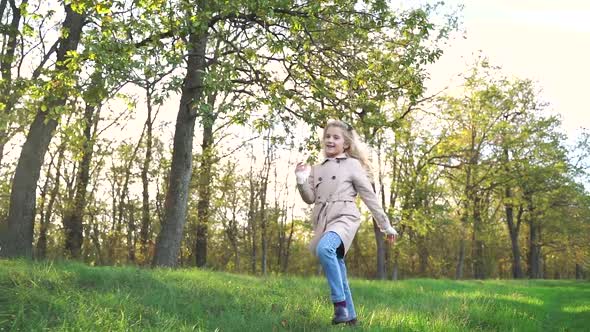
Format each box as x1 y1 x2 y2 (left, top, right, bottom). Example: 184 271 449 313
425 0 590 136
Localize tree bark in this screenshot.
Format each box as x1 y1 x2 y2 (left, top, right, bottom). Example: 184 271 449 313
417 236 429 277
88 208 103 265
472 195 485 279
392 249 399 280
140 87 154 262
505 189 524 278
575 263 584 280
194 93 216 267
229 209 240 271
372 218 386 279
501 145 524 278
36 165 52 259
278 203 294 273
259 139 271 275
62 103 97 259
152 24 208 267
247 163 259 274
127 203 136 262
455 226 466 279
526 194 542 278
219 162 241 271
370 182 386 279
36 144 65 259
456 185 471 279
283 214 295 273
528 220 542 277
0 4 84 258
456 124 480 279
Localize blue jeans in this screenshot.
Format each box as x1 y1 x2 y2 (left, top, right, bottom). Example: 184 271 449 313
316 231 356 319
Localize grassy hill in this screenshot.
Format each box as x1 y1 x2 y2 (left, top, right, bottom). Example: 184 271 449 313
1 260 589 331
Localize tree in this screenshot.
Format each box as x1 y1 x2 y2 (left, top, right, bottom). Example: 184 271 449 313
152 0 455 267
435 60 511 279
492 79 561 278
1 3 85 258
0 0 28 167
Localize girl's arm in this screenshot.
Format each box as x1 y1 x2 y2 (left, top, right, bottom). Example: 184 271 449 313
350 159 396 234
296 165 315 204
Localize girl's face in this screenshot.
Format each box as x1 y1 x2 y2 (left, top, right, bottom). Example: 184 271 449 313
323 126 348 158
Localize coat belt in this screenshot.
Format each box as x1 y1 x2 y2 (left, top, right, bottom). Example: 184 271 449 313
315 196 355 204
315 198 354 233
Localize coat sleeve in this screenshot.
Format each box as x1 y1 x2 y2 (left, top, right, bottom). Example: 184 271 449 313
297 166 315 204
350 159 392 232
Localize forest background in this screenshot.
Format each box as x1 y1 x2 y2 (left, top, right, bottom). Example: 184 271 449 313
0 0 588 281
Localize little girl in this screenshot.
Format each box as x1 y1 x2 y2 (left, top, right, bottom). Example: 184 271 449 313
295 120 398 326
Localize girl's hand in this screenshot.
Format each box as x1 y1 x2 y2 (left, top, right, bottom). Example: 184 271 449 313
295 162 310 184
295 162 309 174
384 226 398 244
386 233 397 244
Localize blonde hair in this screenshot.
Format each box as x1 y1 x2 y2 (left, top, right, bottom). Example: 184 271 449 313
323 120 374 181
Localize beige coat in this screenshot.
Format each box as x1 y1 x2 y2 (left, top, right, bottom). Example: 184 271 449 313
297 156 391 255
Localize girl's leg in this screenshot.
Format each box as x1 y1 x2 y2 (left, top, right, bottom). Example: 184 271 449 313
337 257 357 320
316 232 346 303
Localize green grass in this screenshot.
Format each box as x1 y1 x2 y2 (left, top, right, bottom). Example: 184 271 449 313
1 260 589 331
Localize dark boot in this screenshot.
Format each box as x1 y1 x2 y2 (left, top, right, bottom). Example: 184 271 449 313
332 305 349 325
345 318 358 326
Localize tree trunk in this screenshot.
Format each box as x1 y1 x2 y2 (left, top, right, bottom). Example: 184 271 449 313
278 203 294 273
36 144 65 259
502 145 524 278
575 263 584 280
392 250 399 280
62 103 97 259
221 170 240 271
277 207 285 272
528 219 542 278
89 210 103 265
369 182 386 279
527 194 542 279
36 166 51 259
152 26 208 267
455 231 466 279
259 141 271 276
0 4 84 259
283 214 295 273
456 150 473 280
109 124 145 263
456 189 470 279
505 193 524 278
127 203 136 262
3 109 59 258
372 218 386 279
248 164 259 274
417 236 429 277
230 217 240 271
140 88 154 262
472 195 485 279
194 94 216 267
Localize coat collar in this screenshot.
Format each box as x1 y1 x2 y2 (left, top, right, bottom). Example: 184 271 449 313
321 153 348 164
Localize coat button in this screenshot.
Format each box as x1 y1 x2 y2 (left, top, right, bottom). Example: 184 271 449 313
318 177 322 181
336 160 340 163
332 176 336 180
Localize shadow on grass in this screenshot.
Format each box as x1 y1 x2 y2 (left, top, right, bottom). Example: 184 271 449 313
2 260 590 332
349 278 590 331
2 259 337 331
